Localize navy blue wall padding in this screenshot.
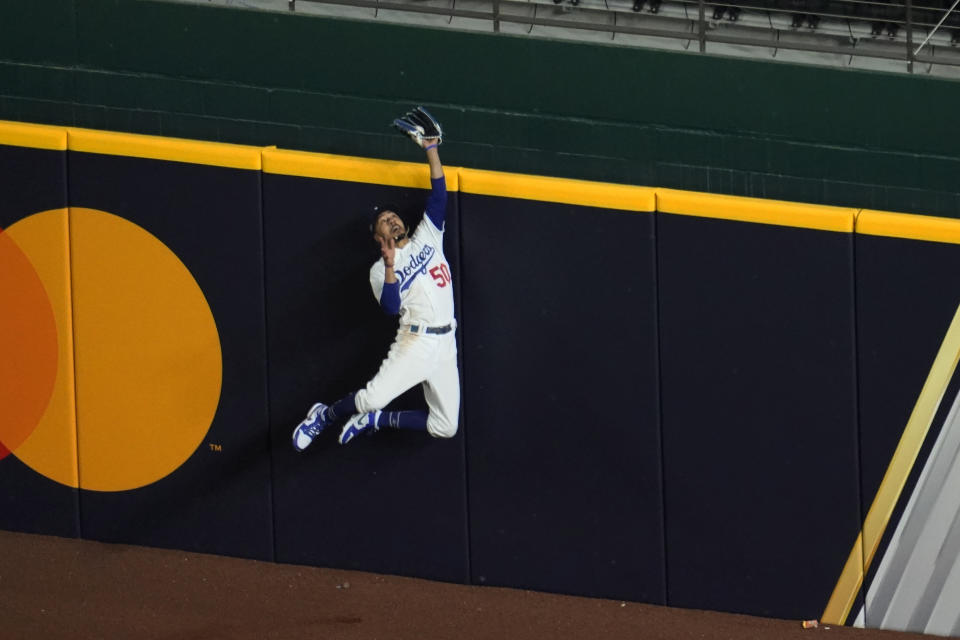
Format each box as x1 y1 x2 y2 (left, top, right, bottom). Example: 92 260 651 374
265 173 469 583
0 143 79 538
855 234 960 624
856 235 960 523
68 152 273 560
657 213 860 619
460 195 664 603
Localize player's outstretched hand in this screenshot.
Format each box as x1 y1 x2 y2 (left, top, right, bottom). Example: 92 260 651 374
392 106 443 148
378 235 396 267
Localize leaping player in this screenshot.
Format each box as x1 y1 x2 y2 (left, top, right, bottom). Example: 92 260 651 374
292 107 460 450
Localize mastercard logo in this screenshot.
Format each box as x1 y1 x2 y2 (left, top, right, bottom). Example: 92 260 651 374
0 207 222 492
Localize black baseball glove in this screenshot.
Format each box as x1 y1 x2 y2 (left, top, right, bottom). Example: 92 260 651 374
392 106 443 148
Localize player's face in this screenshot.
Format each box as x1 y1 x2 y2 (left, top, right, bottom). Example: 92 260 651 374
374 210 406 242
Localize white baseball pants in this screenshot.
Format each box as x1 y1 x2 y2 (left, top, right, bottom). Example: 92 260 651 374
354 328 460 438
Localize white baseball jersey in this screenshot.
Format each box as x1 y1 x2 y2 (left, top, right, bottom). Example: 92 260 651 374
369 214 455 328
354 176 460 438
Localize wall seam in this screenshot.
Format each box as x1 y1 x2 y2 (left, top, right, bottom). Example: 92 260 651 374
852 208 867 623
455 171 473 585
65 131 83 536
653 195 670 605
259 152 278 564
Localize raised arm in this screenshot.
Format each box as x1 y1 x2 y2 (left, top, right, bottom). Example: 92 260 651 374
424 144 446 230
393 106 447 228
426 143 443 179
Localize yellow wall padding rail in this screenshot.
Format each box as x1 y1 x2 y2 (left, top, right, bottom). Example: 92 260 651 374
657 188 857 233
458 167 655 211
858 210 960 245
263 148 459 190
67 128 262 170
0 120 68 151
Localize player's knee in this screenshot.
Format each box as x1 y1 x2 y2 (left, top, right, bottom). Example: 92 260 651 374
426 414 458 439
354 389 386 414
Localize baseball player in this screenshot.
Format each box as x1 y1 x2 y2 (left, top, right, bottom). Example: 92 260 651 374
292 107 460 450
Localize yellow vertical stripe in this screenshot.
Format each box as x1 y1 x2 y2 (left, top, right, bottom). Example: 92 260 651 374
822 303 960 624
822 534 865 624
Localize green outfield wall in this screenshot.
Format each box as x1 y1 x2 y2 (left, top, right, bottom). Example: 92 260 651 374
1 0 958 217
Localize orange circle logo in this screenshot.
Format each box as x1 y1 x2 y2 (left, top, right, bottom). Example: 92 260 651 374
0 209 222 491
0 219 58 459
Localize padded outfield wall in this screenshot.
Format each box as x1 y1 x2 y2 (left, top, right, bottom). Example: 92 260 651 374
5 120 960 635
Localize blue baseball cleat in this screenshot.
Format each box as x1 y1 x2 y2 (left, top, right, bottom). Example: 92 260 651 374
339 413 379 445
292 402 329 452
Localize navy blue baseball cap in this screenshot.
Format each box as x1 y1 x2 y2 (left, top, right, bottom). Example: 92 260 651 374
369 203 402 233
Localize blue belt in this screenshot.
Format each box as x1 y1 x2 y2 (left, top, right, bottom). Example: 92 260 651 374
408 323 452 335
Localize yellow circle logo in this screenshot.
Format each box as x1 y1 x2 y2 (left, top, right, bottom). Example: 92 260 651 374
0 208 222 492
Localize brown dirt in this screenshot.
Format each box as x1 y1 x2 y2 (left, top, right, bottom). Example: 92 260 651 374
0 530 941 640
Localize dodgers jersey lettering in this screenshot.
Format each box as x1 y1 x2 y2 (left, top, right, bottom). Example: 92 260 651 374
369 191 454 327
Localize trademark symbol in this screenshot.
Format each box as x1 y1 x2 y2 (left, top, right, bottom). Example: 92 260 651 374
208 443 222 452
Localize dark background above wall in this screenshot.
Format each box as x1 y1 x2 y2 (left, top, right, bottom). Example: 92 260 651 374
1 0 959 218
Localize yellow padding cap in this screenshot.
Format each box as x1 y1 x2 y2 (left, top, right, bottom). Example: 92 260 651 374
857 210 960 245
0 120 67 151
263 149 459 190
459 168 655 211
68 128 261 170
657 189 856 232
